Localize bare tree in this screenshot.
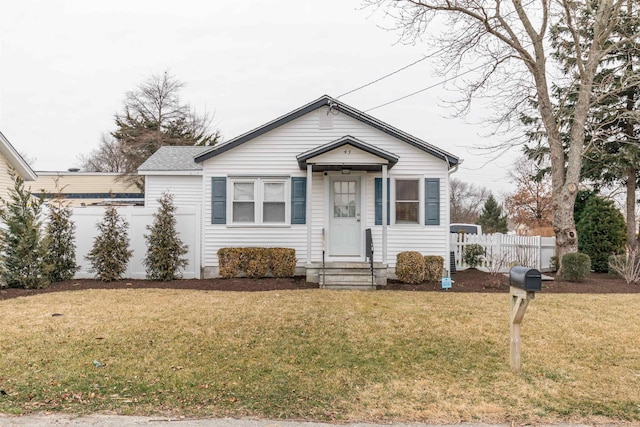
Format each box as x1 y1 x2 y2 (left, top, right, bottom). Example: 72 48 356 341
504 156 553 232
85 70 222 188
79 133 126 172
449 177 491 224
366 0 635 270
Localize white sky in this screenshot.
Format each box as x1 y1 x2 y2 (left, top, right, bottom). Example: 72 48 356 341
0 0 518 196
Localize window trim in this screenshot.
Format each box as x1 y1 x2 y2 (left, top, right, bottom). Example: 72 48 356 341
227 177 290 226
391 177 423 226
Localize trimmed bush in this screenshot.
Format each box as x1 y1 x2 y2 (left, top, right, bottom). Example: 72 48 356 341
561 252 591 282
396 251 425 284
424 255 444 282
217 247 296 278
245 248 270 278
270 248 297 278
463 244 485 268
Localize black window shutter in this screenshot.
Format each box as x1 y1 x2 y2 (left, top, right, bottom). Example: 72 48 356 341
375 177 390 225
291 177 306 224
425 178 440 225
211 177 227 224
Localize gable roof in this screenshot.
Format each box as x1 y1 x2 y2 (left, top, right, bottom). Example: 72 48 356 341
297 135 399 171
194 95 459 167
0 131 37 181
138 146 210 174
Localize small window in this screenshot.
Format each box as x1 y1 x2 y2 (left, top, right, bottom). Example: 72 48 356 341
395 179 419 224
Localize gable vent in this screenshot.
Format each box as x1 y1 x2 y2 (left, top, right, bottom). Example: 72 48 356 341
318 108 334 130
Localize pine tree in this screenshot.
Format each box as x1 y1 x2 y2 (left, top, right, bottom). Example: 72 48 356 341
45 195 79 282
477 195 508 234
577 196 626 273
143 193 188 281
86 205 133 282
0 172 50 288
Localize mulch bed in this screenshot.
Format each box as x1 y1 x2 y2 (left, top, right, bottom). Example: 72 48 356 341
0 269 638 301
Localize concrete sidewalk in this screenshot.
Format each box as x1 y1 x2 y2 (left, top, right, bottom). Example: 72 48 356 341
0 415 617 427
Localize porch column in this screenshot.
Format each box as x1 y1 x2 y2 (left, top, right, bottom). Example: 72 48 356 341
306 164 313 264
382 164 388 264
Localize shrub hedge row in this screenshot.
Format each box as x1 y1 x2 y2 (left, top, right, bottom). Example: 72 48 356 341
217 247 296 279
396 251 444 284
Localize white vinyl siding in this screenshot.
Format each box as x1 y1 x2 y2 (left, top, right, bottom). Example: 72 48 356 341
198 105 450 273
144 175 203 210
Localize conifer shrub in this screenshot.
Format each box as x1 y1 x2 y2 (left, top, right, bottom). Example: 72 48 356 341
423 255 444 282
143 193 189 281
576 196 626 273
45 197 79 282
396 251 425 284
86 205 133 282
270 248 297 277
0 173 50 289
561 252 591 282
463 244 485 268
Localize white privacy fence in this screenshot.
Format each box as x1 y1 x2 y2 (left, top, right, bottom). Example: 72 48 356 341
72 206 201 279
451 233 556 272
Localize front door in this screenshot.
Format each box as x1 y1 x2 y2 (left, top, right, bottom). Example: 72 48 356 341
329 176 361 257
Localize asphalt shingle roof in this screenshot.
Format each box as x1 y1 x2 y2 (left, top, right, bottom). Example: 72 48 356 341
138 146 210 172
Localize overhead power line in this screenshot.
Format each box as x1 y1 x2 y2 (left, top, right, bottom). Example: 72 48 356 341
364 62 489 112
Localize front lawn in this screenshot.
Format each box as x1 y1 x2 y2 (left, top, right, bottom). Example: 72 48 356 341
1 289 639 424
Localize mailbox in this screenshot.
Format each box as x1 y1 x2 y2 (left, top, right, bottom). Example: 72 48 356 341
509 266 542 292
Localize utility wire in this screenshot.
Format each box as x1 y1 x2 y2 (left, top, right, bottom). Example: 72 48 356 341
364 62 493 112
336 49 447 99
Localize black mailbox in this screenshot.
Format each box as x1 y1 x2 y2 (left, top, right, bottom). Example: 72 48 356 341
509 266 542 291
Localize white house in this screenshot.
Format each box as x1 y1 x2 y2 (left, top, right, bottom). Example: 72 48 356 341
138 95 460 288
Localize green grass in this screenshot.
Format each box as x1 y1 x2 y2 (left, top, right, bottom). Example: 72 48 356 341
1 289 639 424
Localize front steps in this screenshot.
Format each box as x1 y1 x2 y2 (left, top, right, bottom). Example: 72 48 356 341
306 262 387 290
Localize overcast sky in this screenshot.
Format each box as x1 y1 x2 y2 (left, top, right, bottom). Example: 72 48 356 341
0 0 519 196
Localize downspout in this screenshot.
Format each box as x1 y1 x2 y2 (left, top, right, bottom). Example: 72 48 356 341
447 159 464 277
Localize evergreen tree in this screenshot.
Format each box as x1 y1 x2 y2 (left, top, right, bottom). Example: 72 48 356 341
0 173 50 288
45 195 79 282
143 193 188 281
86 205 133 282
477 195 508 234
577 196 626 273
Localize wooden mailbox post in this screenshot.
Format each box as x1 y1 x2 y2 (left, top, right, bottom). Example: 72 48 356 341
508 266 541 374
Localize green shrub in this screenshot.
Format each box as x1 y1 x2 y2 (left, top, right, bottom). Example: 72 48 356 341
144 193 189 281
85 205 133 282
217 247 296 278
396 251 425 284
270 248 297 277
423 255 444 282
561 252 591 282
463 244 485 268
576 196 626 273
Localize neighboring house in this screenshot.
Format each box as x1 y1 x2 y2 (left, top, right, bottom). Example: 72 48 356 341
0 131 37 201
139 95 460 288
30 171 143 207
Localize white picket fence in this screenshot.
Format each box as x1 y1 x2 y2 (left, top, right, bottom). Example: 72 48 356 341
451 233 556 272
72 206 201 279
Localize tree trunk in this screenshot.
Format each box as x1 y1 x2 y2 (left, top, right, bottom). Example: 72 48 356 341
627 167 638 249
552 184 579 274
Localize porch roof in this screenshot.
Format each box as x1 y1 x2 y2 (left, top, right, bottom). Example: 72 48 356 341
296 135 399 172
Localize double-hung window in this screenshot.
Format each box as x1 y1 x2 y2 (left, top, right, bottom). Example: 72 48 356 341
230 178 287 225
395 179 420 224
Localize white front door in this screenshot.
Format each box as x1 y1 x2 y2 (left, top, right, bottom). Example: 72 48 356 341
329 176 361 257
